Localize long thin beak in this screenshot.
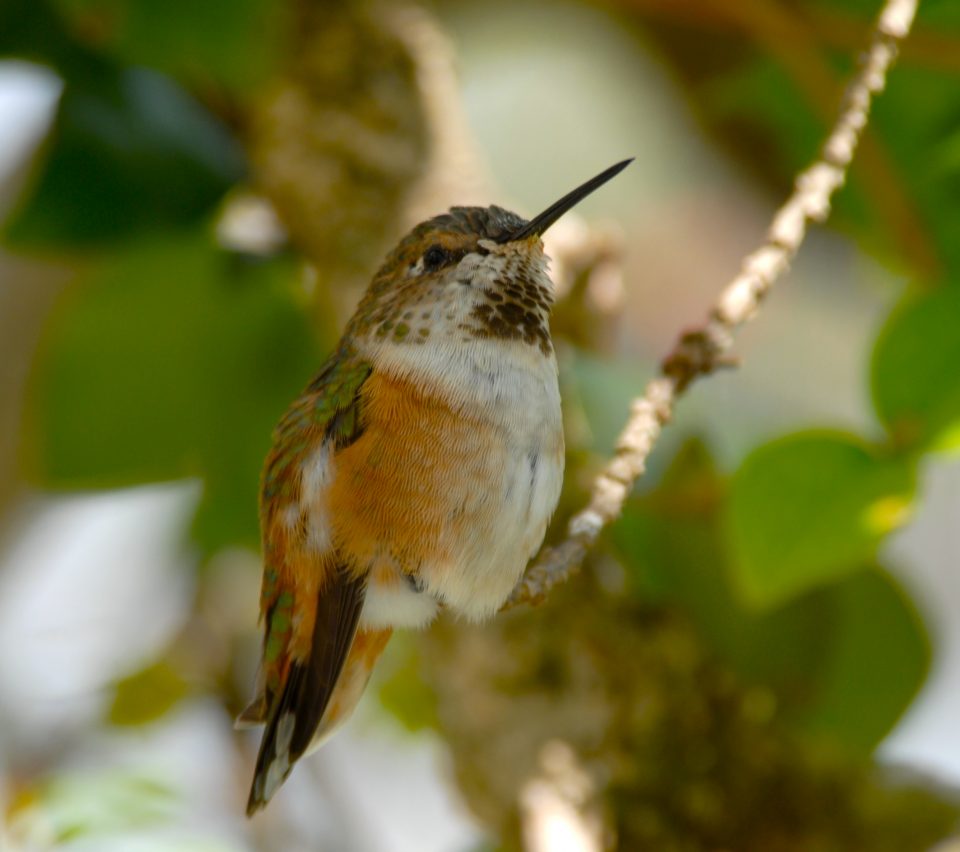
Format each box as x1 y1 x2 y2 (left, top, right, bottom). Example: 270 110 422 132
502 158 633 243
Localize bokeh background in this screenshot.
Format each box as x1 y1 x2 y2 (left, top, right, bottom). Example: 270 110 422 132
2 0 960 849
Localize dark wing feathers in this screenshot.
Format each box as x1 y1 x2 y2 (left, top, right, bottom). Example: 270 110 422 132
246 569 367 815
290 570 367 758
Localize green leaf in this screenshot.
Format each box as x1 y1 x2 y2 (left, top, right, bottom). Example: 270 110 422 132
51 0 283 90
612 439 929 754
797 568 930 754
27 233 323 552
5 66 242 247
108 660 188 726
872 286 960 452
725 432 914 608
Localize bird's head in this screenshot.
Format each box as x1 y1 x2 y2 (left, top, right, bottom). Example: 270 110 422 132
346 159 632 356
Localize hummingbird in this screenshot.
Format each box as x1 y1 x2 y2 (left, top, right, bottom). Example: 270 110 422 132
241 159 632 814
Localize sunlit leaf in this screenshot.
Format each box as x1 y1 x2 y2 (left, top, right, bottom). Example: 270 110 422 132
725 432 914 608
872 286 960 452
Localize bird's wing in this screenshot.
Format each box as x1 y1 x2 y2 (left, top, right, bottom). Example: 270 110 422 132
243 351 373 814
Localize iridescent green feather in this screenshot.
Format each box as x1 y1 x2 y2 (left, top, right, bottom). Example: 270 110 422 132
261 351 371 501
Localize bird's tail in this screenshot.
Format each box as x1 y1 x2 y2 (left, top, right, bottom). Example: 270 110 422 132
245 618 392 815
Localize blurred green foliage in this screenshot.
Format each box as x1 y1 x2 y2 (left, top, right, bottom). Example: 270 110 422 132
6 70 243 245
109 660 189 726
612 439 929 755
9 771 239 851
26 235 323 552
616 0 960 771
10 771 176 845
662 1 959 278
50 0 284 90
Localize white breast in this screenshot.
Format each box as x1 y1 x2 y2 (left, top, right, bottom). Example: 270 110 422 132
363 332 564 623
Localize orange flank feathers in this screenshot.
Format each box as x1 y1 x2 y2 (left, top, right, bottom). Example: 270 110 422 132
333 371 502 577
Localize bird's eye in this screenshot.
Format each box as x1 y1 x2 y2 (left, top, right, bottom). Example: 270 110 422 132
423 245 449 270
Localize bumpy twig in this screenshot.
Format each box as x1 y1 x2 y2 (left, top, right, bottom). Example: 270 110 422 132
507 0 920 608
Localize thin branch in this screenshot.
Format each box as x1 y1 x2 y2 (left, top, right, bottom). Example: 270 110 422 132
507 0 920 608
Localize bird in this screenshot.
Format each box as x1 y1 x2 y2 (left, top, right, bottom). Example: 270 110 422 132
240 159 632 814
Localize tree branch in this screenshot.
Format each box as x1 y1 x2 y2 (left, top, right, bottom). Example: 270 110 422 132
507 0 920 608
